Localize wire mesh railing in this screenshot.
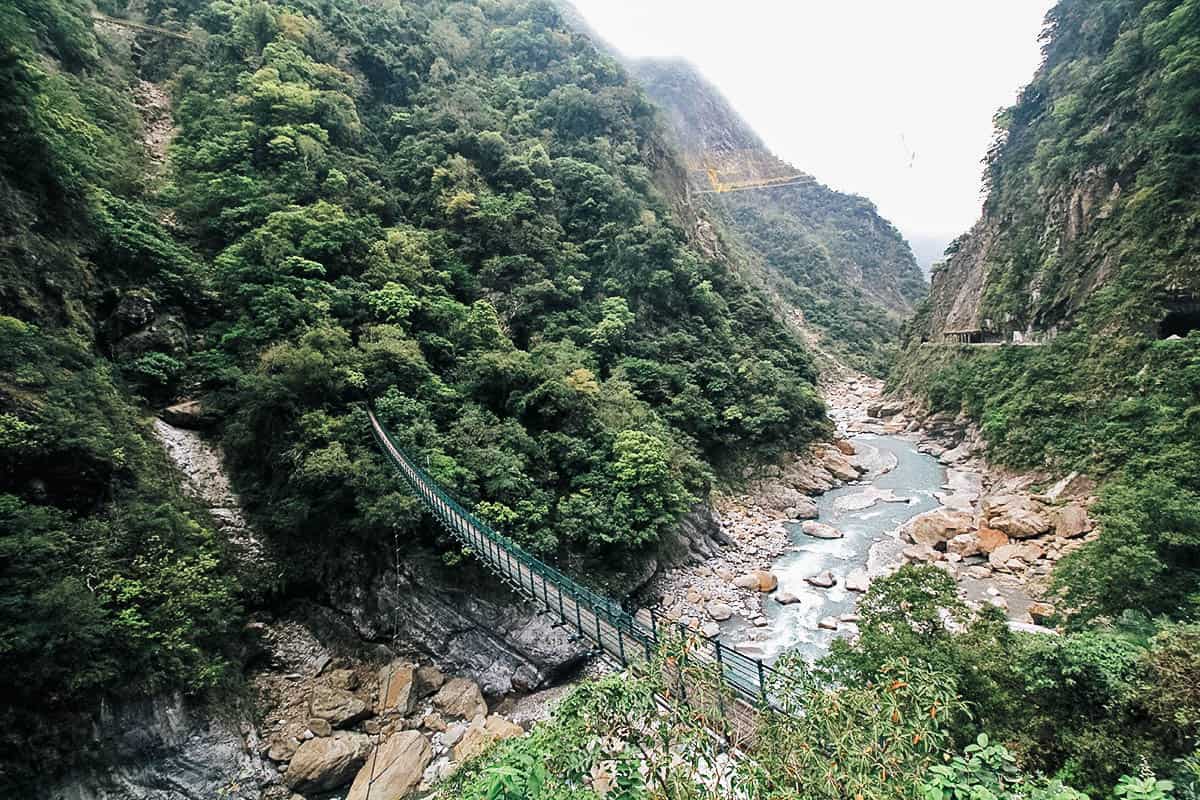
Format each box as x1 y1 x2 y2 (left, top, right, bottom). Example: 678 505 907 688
367 409 797 716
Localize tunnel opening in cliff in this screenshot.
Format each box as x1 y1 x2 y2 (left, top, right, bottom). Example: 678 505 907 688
1159 292 1200 338
1159 309 1200 339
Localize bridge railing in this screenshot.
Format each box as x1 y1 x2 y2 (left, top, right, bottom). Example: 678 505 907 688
368 409 800 713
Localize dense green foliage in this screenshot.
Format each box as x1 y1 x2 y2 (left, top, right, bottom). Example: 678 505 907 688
826 566 1200 796
448 566 1198 799
896 0 1200 625
631 58 927 377
0 0 243 779
0 0 828 784
718 181 925 376
146 0 826 586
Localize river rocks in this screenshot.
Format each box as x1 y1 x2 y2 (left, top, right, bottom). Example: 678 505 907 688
701 621 721 637
989 542 1044 570
786 499 820 519
453 715 525 763
835 439 856 456
982 495 1051 539
818 446 862 482
1042 471 1097 503
758 483 811 513
1027 601 1056 625
976 527 1010 554
1051 503 1092 538
903 544 939 562
801 521 843 540
432 678 487 721
817 616 839 630
947 532 980 557
845 569 870 593
378 661 418 715
732 570 778 592
774 591 801 605
309 684 369 728
285 731 371 793
346 731 431 800
867 400 905 418
706 601 734 621
904 508 974 548
805 570 836 589
308 718 332 737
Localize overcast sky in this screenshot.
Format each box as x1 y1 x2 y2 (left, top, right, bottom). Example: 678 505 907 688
571 0 1055 263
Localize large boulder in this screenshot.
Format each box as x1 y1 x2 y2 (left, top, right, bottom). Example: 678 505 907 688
706 601 733 621
801 521 843 540
378 660 444 716
285 732 371 794
946 533 980 558
786 498 820 519
1042 472 1097 503
976 527 1010 554
732 570 778 592
453 715 525 763
989 542 1044 570
432 677 487 721
904 509 974 548
346 731 432 800
1027 602 1056 625
818 446 861 482
309 684 369 728
1051 503 1093 538
377 661 419 715
160 399 214 429
983 495 1051 539
805 570 836 589
781 460 837 494
757 483 810 513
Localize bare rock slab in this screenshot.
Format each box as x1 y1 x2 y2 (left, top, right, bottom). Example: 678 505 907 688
346 730 431 800
285 732 371 794
801 521 843 540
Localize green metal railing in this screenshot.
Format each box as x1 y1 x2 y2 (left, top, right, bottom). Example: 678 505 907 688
368 409 791 714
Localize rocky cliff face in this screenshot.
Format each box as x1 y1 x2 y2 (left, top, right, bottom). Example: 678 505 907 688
42 415 588 800
909 0 1199 345
915 165 1125 343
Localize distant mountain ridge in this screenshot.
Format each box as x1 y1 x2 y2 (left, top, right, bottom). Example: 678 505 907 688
629 58 927 375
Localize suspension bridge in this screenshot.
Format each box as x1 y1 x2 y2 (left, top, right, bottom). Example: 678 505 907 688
368 410 796 745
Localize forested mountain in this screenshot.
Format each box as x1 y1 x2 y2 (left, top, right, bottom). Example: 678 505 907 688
447 4 1200 798
895 0 1200 621
632 58 928 375
0 0 827 783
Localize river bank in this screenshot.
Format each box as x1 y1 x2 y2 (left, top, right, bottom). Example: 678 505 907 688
642 372 1100 661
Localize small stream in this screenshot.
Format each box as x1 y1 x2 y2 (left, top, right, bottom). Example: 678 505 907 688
755 434 946 661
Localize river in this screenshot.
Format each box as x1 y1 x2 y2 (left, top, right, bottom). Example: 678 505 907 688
755 433 946 661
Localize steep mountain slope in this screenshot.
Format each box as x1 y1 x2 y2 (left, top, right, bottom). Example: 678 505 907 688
0 0 829 788
895 0 1200 622
631 58 927 375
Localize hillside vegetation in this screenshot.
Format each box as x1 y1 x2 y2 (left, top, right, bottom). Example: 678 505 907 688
452 2 1200 796
896 0 1200 623
633 58 927 376
0 0 827 783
